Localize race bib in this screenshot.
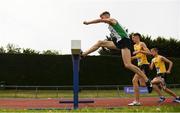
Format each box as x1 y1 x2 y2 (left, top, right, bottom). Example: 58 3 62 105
137 58 141 63
156 67 160 73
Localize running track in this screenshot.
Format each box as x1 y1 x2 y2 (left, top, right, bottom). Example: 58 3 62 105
0 97 179 109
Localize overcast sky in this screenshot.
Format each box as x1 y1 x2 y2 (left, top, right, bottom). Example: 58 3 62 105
0 0 179 55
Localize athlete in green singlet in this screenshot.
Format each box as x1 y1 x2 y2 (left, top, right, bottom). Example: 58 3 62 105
82 11 152 95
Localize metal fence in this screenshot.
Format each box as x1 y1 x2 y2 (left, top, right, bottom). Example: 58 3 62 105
0 84 179 98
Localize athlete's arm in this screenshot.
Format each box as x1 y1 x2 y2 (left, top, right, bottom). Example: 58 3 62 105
149 61 154 70
161 56 173 74
131 56 138 61
83 19 116 25
133 50 141 55
139 42 151 55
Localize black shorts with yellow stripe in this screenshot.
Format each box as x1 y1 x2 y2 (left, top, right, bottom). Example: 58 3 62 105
157 73 167 82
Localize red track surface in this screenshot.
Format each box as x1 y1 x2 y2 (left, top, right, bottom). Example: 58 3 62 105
0 97 179 109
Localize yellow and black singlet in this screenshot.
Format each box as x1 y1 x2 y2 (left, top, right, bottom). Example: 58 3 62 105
134 42 149 66
152 55 167 74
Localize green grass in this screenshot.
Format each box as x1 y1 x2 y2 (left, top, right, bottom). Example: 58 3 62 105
0 106 180 112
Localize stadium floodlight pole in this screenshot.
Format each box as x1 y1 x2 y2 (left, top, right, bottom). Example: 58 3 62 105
71 40 81 109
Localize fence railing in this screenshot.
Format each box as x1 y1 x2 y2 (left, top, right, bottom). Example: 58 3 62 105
0 84 179 98
2 84 180 89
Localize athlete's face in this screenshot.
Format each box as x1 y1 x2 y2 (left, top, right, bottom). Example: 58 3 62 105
151 49 157 56
132 36 140 43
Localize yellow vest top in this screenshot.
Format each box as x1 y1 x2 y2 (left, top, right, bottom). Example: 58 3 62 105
134 42 149 66
152 55 167 74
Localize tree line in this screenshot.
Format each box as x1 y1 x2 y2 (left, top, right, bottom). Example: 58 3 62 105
0 43 61 55
98 34 180 58
1 34 180 57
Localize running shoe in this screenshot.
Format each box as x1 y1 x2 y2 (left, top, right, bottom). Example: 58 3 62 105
158 96 166 103
146 79 153 93
173 97 180 103
128 101 141 106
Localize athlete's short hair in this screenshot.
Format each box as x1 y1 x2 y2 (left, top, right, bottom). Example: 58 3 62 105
133 33 142 38
100 11 110 17
151 48 159 52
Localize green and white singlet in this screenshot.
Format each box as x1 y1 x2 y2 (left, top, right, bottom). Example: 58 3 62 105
108 22 129 42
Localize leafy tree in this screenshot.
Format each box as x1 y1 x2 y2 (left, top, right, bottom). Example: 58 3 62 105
98 34 180 57
42 50 60 55
6 43 21 54
22 48 40 54
0 46 6 53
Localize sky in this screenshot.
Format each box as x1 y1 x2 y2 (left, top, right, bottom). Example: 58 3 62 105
0 0 179 55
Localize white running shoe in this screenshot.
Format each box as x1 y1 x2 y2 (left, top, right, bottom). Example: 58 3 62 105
158 96 166 103
128 101 141 106
173 97 180 103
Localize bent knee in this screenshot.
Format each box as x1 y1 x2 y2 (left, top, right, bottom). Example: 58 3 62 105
151 79 155 84
124 63 133 69
124 63 133 70
97 40 104 46
151 78 160 84
132 77 138 84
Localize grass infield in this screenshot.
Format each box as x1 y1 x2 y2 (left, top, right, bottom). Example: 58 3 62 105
0 106 180 112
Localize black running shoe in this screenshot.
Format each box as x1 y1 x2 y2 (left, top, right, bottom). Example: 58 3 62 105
146 80 153 93
80 50 85 59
